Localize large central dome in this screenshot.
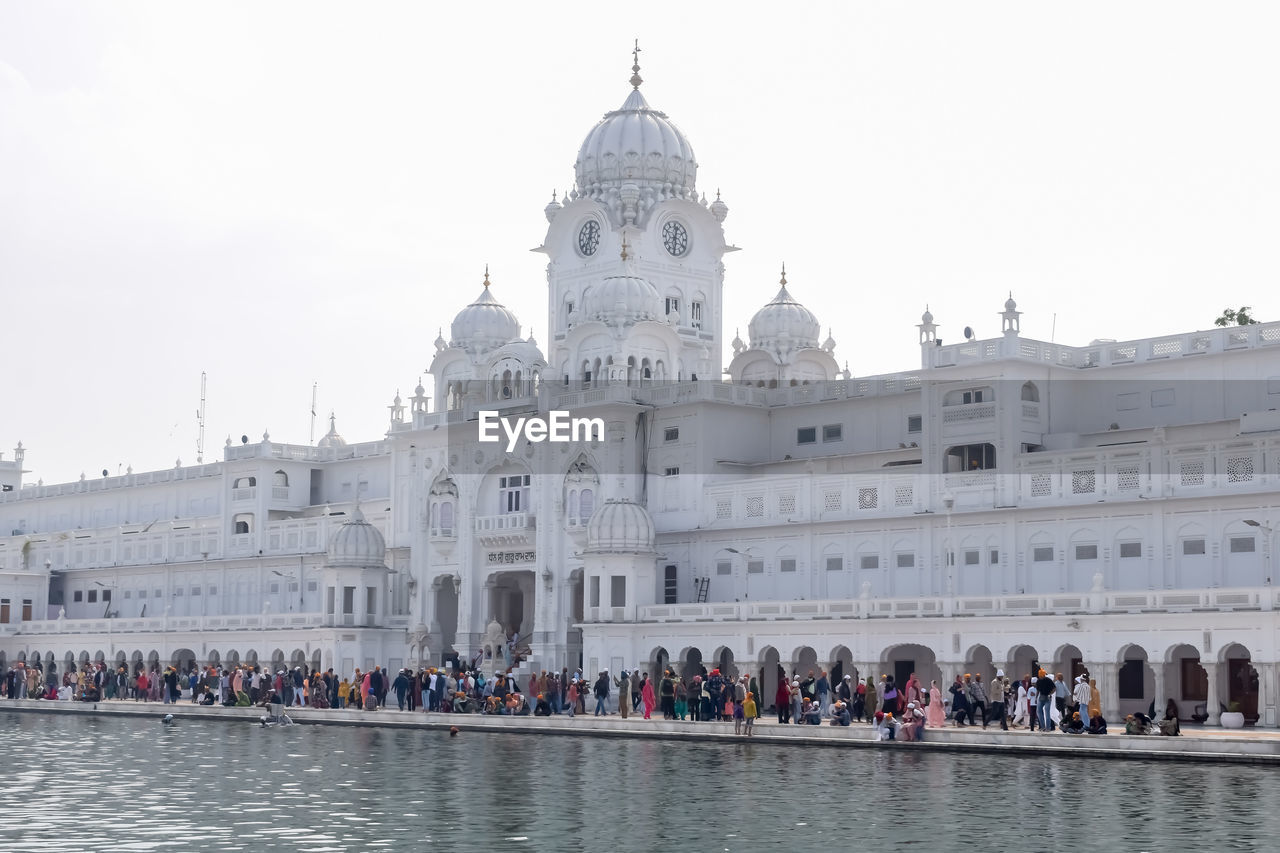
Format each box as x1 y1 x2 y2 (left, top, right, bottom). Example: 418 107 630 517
574 58 697 201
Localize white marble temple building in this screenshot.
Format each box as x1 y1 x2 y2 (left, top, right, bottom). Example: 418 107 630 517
2 54 1277 726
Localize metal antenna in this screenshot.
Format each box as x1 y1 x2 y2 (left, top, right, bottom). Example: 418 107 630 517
309 382 318 446
196 371 207 463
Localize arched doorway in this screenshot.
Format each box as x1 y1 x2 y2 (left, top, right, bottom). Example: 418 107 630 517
1167 644 1206 723
1117 643 1154 718
758 646 782 713
207 650 221 670
964 644 997 689
883 643 939 692
1006 645 1041 682
715 647 737 680
290 649 307 671
1053 643 1086 681
829 645 854 685
793 645 818 682
1221 643 1259 724
681 647 704 680
648 647 670 681
170 649 196 673
271 649 285 672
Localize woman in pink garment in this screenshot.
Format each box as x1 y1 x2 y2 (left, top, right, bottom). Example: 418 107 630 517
926 679 946 727
641 674 656 720
905 673 923 707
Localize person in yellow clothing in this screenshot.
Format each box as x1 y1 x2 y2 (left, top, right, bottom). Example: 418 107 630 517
337 678 351 710
742 693 757 737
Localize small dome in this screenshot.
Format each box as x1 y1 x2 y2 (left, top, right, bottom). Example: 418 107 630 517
450 269 521 351
316 414 347 449
1004 294 1018 312
710 189 728 223
574 66 697 201
489 336 547 367
579 242 662 324
585 498 656 553
921 307 934 324
544 191 562 223
747 267 820 351
326 507 386 568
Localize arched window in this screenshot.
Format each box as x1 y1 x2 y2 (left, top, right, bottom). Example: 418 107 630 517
1021 382 1040 402
579 488 595 523
233 476 256 489
272 470 288 487
233 513 254 535
568 489 579 524
439 501 454 535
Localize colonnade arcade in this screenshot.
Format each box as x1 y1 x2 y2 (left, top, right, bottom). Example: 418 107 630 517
5 645 325 678
639 640 1264 726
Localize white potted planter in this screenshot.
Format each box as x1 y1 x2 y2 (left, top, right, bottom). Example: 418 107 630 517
1220 706 1245 729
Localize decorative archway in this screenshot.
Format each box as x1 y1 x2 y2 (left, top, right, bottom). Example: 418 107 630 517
714 646 737 680
882 643 939 692
792 645 819 681
758 646 782 714
680 647 704 680
1116 643 1154 718
1220 642 1258 723
1006 644 1041 681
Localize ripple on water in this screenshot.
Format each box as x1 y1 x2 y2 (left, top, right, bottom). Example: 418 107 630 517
0 713 1275 852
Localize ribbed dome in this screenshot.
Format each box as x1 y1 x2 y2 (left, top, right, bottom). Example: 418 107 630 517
748 272 821 351
585 498 657 554
316 414 347 449
580 270 663 324
575 86 697 202
326 508 386 568
450 271 521 351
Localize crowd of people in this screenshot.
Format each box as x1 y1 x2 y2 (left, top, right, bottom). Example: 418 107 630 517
0 659 1184 739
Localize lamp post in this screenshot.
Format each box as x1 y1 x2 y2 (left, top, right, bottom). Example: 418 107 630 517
942 493 955 597
271 570 298 612
92 581 116 619
1244 519 1274 610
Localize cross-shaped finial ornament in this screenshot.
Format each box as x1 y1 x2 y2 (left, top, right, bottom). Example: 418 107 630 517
630 39 643 89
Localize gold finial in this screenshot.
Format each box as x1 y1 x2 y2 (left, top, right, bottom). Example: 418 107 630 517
483 265 490 287
620 234 630 261
630 39 643 89
780 262 787 286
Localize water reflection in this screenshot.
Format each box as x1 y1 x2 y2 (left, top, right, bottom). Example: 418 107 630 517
0 714 1271 851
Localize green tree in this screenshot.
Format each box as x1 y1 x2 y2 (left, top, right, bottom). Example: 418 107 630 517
1214 306 1259 327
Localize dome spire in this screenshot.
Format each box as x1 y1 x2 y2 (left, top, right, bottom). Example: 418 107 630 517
780 262 787 288
620 233 630 261
483 264 490 288
630 39 643 89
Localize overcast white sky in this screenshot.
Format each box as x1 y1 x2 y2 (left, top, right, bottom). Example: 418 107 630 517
2 2 1277 485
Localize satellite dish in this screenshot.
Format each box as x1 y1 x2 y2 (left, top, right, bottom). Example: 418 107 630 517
963 326 974 340
101 469 109 478
241 435 249 445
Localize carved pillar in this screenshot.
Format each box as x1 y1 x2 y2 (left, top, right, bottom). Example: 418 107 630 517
1258 662 1278 728
1204 662 1221 726
1099 662 1120 721
1151 661 1166 720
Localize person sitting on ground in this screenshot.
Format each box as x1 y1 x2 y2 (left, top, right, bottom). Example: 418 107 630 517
901 702 925 741
534 693 552 716
830 700 851 727
803 698 821 725
235 690 251 707
199 690 216 706
1062 711 1086 734
454 691 473 714
1124 713 1154 735
1087 713 1107 735
1159 706 1180 737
